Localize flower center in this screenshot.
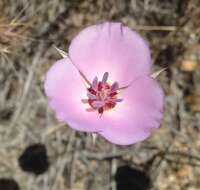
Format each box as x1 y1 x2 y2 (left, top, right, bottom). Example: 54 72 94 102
82 72 123 114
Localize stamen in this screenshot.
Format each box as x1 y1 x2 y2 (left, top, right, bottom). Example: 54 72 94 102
109 92 118 97
92 76 98 89
115 98 123 102
83 72 123 115
81 99 88 103
98 82 103 91
111 82 119 91
98 107 104 114
86 108 96 112
87 92 96 99
88 87 96 95
102 72 109 83
92 101 104 108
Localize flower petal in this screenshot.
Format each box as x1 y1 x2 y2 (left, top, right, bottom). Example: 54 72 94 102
44 58 104 132
98 76 164 145
69 22 151 87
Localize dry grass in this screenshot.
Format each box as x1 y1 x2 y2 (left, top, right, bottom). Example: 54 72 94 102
0 0 200 190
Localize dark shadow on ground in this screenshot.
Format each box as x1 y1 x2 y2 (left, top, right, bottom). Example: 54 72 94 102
18 143 49 175
115 165 151 190
0 178 20 190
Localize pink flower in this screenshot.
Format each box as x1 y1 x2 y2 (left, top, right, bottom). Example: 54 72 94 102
44 22 164 145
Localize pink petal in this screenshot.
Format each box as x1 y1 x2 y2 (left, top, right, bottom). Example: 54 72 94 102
44 60 164 145
98 76 164 145
44 58 104 132
69 22 151 87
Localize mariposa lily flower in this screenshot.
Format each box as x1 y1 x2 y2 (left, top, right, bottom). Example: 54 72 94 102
44 22 164 145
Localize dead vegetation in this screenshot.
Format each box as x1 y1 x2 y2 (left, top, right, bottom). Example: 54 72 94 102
0 0 200 190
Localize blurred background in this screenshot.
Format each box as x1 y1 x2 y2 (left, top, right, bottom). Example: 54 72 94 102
0 0 200 190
